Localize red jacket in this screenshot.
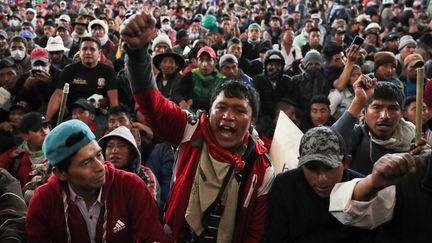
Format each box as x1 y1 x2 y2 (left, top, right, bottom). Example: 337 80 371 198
134 89 274 243
0 146 37 187
26 162 168 243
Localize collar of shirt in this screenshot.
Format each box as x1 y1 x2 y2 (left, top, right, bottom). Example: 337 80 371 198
68 183 103 206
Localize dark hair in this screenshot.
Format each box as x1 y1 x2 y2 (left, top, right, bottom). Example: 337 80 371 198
108 104 132 120
365 82 404 108
227 37 242 48
0 59 17 70
323 42 343 61
210 80 260 119
310 95 330 107
55 157 72 172
80 36 102 49
10 36 28 47
309 27 320 33
403 96 417 110
216 27 226 36
276 97 297 111
176 29 188 41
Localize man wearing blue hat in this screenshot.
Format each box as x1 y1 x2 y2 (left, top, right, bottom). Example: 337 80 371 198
26 119 167 243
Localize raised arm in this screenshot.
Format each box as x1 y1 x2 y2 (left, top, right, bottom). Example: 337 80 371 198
121 12 187 147
333 45 364 90
332 75 377 149
120 12 158 93
329 152 417 229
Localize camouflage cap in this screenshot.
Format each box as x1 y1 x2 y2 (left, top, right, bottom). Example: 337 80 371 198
297 126 346 168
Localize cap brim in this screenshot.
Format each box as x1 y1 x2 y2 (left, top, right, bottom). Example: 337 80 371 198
297 154 343 169
46 46 70 52
31 58 49 64
25 120 51 132
407 60 424 68
198 51 216 59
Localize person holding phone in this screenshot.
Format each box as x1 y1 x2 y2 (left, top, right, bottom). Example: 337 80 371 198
22 48 60 112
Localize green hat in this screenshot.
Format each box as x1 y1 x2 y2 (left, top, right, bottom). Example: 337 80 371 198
42 120 95 166
248 23 262 31
201 14 218 33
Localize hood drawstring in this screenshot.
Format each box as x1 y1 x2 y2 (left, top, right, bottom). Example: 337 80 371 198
62 191 72 243
62 192 108 243
102 200 107 243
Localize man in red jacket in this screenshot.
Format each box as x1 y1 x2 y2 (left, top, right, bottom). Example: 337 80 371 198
121 12 274 242
26 119 167 243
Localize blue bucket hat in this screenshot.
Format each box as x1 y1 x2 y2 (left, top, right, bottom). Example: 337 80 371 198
42 120 95 166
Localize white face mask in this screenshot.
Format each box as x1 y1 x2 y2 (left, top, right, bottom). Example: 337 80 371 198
161 24 171 31
190 33 199 40
10 50 26 61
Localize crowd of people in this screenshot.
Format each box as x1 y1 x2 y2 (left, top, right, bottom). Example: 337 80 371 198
1 0 432 242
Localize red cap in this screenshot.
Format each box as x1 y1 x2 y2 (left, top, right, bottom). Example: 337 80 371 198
30 48 49 63
197 46 216 59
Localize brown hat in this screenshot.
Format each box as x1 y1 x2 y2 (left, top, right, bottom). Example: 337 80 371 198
374 51 397 70
404 53 424 68
72 15 88 26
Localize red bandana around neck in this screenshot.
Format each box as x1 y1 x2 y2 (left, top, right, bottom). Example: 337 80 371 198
199 114 249 172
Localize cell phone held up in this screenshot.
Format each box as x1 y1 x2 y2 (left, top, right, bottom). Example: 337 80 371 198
350 35 364 48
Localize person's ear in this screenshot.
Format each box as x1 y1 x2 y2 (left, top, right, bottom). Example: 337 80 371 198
53 167 68 181
342 155 352 169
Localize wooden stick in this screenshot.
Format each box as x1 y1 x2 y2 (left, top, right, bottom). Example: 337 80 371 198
57 83 69 126
416 67 425 141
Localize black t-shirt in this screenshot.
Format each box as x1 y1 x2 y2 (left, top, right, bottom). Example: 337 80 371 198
57 62 117 108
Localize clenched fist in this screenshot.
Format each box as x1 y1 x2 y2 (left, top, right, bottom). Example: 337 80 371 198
120 11 158 49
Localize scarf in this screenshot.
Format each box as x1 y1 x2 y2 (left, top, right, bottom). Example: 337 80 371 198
23 142 47 165
200 115 248 172
99 35 109 47
370 118 415 151
247 38 261 46
71 30 89 42
185 143 239 242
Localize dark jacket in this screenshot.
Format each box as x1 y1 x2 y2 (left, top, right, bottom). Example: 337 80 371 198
265 167 374 243
291 69 332 119
375 152 432 242
332 112 415 175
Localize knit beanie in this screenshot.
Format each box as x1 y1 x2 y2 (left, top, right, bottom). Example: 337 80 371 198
303 50 323 67
398 35 417 50
374 51 397 69
151 34 172 51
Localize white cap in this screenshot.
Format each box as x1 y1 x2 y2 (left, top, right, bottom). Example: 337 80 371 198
46 36 70 52
383 0 394 4
58 14 71 23
365 22 381 32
